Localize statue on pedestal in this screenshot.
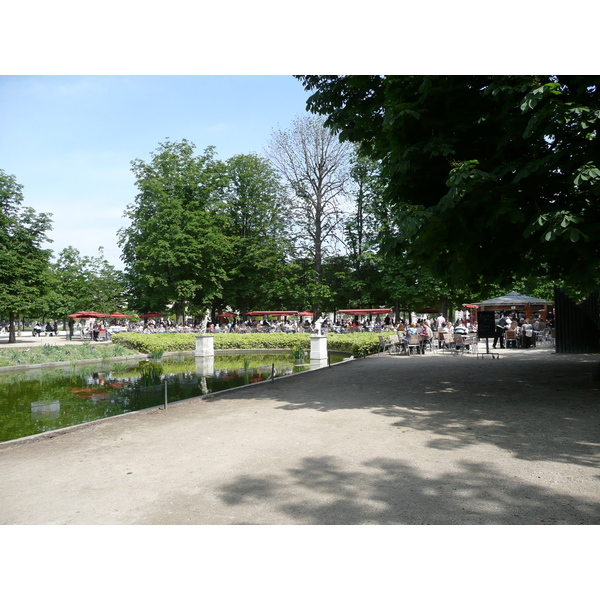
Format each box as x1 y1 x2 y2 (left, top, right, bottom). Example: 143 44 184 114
314 316 324 336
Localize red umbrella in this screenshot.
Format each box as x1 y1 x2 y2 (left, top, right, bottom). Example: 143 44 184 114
108 312 131 319
298 311 315 317
68 311 110 319
139 313 165 318
245 311 299 316
338 308 393 315
217 312 237 318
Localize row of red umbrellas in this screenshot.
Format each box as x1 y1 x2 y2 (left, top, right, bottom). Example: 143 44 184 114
68 311 131 319
218 311 316 318
68 311 168 319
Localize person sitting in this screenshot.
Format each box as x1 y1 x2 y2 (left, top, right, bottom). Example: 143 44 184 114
521 318 534 348
420 323 433 352
454 321 468 335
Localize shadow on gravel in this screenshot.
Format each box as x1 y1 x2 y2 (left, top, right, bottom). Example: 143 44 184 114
216 455 600 525
240 354 600 469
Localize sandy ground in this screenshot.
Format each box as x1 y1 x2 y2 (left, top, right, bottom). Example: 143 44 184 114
1 339 599 525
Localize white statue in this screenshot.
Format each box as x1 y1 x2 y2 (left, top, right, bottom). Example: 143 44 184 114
314 316 324 335
200 314 209 334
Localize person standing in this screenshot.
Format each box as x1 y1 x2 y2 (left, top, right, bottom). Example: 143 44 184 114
436 313 445 331
493 314 510 349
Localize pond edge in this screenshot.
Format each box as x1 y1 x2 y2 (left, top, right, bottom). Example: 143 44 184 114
0 351 355 449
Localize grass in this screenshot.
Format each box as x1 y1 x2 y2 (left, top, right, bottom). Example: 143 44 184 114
0 342 138 368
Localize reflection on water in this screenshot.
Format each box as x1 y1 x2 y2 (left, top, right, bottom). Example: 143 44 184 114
0 353 346 442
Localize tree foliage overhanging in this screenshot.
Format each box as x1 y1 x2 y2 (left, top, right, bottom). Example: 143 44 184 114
296 75 600 289
9 78 596 333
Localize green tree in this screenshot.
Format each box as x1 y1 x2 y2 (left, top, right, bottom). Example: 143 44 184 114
0 170 53 342
119 140 232 323
29 246 127 333
297 76 600 290
86 247 127 314
35 246 90 326
217 153 291 315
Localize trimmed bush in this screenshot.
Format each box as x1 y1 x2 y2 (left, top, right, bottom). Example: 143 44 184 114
111 331 387 357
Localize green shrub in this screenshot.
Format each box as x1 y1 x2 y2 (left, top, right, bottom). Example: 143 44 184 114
111 332 312 353
111 331 386 357
326 333 383 356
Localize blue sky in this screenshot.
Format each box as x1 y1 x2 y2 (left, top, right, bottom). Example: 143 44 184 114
0 75 314 268
0 3 591 271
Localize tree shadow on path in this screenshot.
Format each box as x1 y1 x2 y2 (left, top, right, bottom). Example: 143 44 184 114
217 455 600 525
244 354 600 469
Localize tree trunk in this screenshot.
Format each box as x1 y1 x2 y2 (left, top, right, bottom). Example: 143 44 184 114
438 297 448 322
174 300 185 325
8 311 16 343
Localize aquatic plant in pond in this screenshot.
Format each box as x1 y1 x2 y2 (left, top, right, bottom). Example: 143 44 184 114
139 360 163 386
0 342 137 367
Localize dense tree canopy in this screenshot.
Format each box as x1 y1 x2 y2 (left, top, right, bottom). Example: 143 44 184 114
0 170 52 342
119 140 232 322
217 153 292 315
296 76 600 291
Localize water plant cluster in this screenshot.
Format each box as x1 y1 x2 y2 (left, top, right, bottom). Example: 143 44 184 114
0 342 137 368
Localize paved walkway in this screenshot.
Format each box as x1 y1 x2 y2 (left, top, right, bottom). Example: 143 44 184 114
1 341 599 525
0 330 111 348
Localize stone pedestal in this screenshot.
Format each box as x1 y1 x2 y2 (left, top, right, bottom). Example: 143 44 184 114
310 357 328 370
195 335 214 357
310 334 328 361
195 355 215 376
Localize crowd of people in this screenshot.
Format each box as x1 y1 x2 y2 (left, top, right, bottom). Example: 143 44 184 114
15 311 554 348
492 311 554 349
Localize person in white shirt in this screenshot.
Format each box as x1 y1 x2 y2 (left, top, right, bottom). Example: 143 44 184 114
436 314 445 331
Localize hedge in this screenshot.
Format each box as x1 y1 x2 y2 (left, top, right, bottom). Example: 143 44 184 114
110 331 391 357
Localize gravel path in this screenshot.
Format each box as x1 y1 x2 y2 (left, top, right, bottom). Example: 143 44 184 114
1 345 599 524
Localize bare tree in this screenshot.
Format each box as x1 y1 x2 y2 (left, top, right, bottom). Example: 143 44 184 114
265 115 352 282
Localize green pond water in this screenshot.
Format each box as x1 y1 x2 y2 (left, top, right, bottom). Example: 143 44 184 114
0 353 346 443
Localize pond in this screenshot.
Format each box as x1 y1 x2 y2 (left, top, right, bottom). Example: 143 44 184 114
0 352 348 443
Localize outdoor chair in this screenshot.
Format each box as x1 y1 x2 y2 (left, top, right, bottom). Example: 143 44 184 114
453 334 467 355
406 334 421 355
505 329 520 348
387 333 402 354
464 334 478 353
378 335 392 353
421 336 435 353
442 333 455 353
